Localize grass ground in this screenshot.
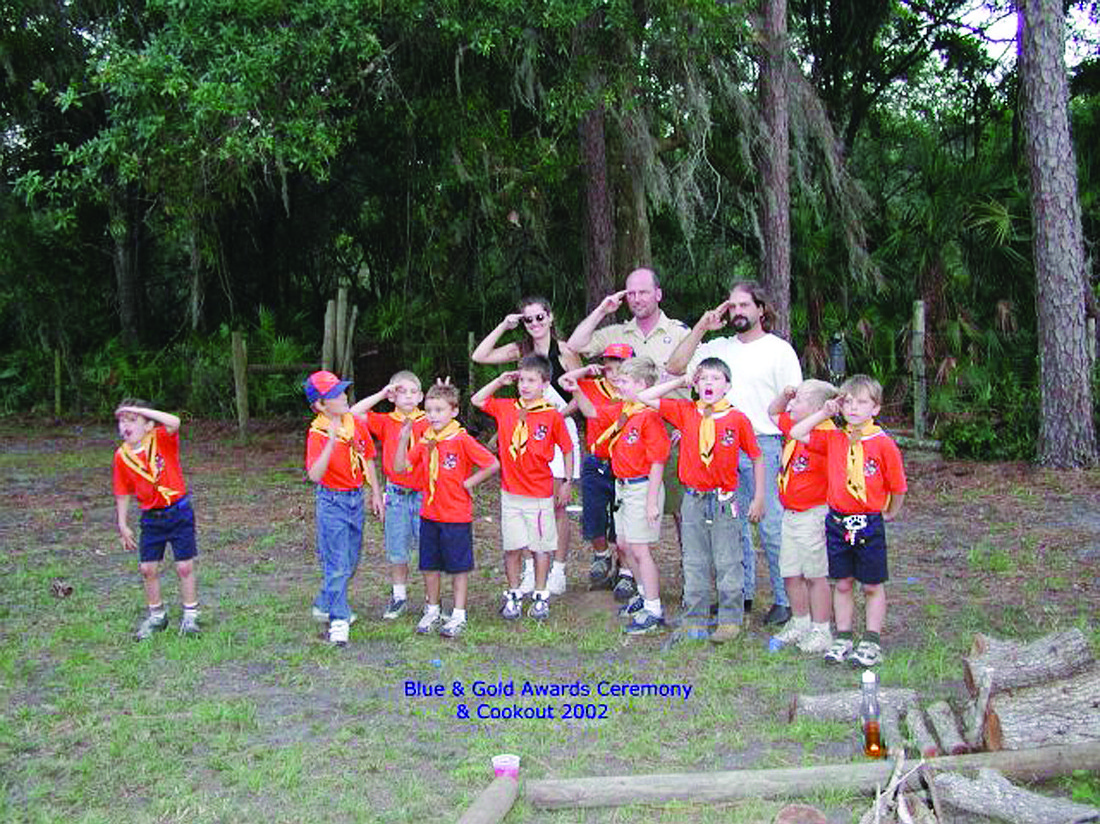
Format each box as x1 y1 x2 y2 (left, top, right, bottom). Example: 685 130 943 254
1 420 1097 823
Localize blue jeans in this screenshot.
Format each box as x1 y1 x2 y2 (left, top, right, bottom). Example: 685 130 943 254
313 486 364 621
384 483 422 564
737 434 788 607
680 489 744 626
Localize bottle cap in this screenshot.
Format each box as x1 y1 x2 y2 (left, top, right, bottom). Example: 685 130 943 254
862 669 877 685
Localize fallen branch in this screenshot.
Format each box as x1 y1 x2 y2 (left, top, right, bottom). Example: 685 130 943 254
933 767 1100 824
456 776 520 824
525 742 1100 809
789 689 918 722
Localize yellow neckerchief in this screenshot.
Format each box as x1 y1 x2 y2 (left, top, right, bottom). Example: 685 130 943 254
389 408 426 454
421 420 465 505
118 430 180 507
508 399 555 460
310 412 367 482
845 419 883 503
778 418 836 494
594 401 648 453
695 399 732 467
590 376 619 402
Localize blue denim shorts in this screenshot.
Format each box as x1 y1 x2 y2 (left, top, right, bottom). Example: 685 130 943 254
826 509 888 584
139 495 197 563
580 455 617 543
384 483 422 564
419 518 474 574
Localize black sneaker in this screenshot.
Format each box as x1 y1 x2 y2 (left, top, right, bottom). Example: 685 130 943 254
588 553 615 590
763 603 792 625
612 574 638 603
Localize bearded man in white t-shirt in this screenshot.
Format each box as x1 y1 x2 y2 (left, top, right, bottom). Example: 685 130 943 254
667 281 803 626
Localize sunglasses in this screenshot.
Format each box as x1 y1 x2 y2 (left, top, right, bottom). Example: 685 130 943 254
522 313 548 325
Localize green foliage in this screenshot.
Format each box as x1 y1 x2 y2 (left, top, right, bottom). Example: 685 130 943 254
936 370 1039 461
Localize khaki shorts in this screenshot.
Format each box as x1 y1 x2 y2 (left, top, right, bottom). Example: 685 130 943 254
501 490 557 554
780 505 829 579
614 478 665 545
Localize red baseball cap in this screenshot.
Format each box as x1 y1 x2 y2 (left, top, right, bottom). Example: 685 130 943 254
304 370 352 403
600 343 634 360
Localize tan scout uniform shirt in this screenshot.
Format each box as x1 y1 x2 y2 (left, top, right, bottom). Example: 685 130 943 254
583 311 691 396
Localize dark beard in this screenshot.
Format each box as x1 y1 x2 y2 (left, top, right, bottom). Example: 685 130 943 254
731 315 752 333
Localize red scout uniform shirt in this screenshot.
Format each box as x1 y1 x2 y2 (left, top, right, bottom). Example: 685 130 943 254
482 397 572 498
577 377 619 458
406 429 496 523
305 414 376 491
659 399 759 491
807 423 907 514
607 405 671 480
367 410 429 490
112 426 188 510
776 412 831 512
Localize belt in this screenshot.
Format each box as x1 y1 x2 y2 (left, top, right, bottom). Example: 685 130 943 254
386 484 420 496
616 476 648 485
684 486 736 500
143 494 191 517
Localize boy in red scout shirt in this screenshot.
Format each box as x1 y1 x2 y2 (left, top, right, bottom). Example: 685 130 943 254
113 399 201 640
394 382 498 638
471 354 574 622
789 374 907 668
767 379 839 654
358 370 431 620
304 371 383 647
639 358 764 643
596 356 671 635
559 344 632 592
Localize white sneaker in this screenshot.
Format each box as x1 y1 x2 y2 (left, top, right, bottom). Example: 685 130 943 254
798 624 834 654
519 562 535 596
416 607 442 635
440 615 466 638
312 607 357 625
773 616 811 645
328 619 350 646
547 564 567 596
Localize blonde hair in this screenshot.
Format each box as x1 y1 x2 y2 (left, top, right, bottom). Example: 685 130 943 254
840 374 883 406
799 379 839 409
425 383 460 408
618 356 659 388
389 370 422 391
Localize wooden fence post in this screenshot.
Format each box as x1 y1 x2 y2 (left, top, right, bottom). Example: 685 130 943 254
322 300 336 372
54 348 61 418
232 331 249 439
912 300 926 440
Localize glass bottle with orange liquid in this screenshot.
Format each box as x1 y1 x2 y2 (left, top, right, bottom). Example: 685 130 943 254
861 669 886 758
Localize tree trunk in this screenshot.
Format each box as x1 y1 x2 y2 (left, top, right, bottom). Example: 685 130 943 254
110 184 144 346
963 629 1095 697
985 668 1100 751
610 106 652 275
759 0 792 339
1017 0 1098 468
579 107 615 313
189 229 203 333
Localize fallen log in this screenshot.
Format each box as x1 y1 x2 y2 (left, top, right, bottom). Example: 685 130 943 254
880 704 904 757
926 700 969 755
788 688 918 722
455 776 520 824
986 669 1100 751
525 742 1100 810
965 670 994 750
933 767 1100 824
906 702 940 758
963 629 1094 697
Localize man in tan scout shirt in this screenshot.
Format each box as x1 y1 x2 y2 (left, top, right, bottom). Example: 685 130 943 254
567 267 690 594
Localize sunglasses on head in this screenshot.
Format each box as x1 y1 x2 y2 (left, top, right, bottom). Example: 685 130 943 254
522 313 548 325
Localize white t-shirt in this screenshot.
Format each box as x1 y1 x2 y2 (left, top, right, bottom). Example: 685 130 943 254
688 333 802 435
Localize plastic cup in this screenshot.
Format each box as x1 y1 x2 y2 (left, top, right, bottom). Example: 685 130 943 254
492 753 521 779
767 636 786 653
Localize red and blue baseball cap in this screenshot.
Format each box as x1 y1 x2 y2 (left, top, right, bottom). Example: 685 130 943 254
304 370 351 403
600 343 634 361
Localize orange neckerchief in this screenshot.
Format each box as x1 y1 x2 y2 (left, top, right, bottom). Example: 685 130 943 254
845 420 883 503
118 431 181 507
389 408 426 454
594 401 648 453
695 399 732 467
777 418 835 494
508 399 555 460
421 420 464 505
310 412 367 482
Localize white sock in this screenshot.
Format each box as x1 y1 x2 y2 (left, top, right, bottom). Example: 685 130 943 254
791 614 811 630
551 560 565 574
619 569 634 579
423 603 440 616
637 583 647 599
811 621 831 633
643 598 662 617
393 584 407 600
451 608 467 622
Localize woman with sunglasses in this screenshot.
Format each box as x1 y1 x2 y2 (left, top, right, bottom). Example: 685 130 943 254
472 297 582 598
